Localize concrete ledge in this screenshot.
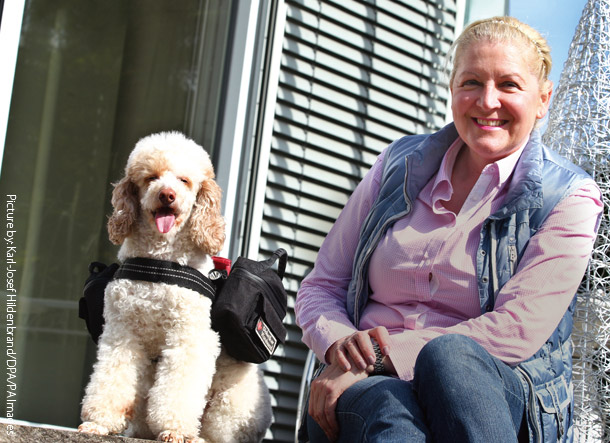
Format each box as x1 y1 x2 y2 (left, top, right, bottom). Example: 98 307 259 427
0 423 152 442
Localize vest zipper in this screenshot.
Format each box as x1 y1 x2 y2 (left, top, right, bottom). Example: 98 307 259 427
354 217 401 327
509 244 518 275
355 157 412 327
489 221 499 303
517 366 542 442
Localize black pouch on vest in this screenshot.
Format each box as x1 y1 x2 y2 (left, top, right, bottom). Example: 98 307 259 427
211 248 288 363
79 262 119 343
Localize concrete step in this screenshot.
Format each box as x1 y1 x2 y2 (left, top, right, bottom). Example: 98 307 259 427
0 423 152 443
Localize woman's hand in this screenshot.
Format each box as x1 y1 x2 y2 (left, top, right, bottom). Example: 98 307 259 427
310 327 394 440
308 359 369 441
326 326 391 372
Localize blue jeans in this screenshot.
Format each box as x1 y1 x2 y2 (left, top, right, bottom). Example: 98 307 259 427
306 334 528 442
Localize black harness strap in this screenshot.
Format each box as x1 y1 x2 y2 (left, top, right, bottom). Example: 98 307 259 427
113 257 215 302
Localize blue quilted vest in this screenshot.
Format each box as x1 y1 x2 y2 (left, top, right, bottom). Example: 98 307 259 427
347 123 593 442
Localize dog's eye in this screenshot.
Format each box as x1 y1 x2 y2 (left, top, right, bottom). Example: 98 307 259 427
146 175 159 182
179 178 190 185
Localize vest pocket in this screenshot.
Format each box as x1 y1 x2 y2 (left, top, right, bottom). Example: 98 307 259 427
534 374 572 441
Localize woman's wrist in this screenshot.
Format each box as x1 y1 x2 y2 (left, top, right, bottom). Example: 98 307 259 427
370 341 386 375
324 340 342 365
381 354 396 375
369 339 396 376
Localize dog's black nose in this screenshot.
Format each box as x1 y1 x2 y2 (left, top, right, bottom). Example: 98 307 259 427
159 188 176 206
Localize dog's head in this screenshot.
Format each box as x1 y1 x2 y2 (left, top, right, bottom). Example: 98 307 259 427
107 132 225 255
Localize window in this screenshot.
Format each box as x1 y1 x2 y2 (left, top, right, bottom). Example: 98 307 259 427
0 0 234 426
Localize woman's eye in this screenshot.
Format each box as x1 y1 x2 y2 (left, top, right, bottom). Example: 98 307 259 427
462 80 480 87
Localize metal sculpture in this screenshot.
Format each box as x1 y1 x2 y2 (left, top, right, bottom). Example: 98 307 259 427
542 0 610 440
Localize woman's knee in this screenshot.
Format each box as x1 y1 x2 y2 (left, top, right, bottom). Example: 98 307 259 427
337 376 409 414
418 334 481 362
307 376 422 443
414 334 483 382
336 376 429 441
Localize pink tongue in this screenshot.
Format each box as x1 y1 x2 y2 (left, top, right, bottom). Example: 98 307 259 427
155 210 176 233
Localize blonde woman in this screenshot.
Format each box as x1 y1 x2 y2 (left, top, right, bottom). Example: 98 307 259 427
296 16 602 443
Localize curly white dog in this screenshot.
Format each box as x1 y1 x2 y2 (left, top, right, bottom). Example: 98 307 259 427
78 132 272 443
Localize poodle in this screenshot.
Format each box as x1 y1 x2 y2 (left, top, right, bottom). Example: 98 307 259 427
78 132 272 443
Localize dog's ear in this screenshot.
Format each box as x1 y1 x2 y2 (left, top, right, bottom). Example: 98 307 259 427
190 178 225 255
107 177 139 245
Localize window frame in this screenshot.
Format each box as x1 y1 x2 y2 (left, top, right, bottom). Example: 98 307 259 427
0 0 26 175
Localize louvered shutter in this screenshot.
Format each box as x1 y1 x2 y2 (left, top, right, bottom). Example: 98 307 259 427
254 1 460 440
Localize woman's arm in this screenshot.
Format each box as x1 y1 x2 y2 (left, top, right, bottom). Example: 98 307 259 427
295 152 386 364
295 152 390 440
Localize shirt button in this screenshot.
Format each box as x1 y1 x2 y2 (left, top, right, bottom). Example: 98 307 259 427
482 276 489 283
485 304 493 312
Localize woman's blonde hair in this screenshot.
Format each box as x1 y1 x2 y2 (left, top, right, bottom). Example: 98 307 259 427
448 16 552 88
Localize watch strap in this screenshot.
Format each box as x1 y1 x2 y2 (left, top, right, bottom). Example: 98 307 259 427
371 341 386 375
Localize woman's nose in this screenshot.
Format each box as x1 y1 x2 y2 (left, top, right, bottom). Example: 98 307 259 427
477 85 501 110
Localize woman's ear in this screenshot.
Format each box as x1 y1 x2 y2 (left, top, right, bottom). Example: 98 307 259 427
537 80 553 119
107 177 140 245
189 178 225 255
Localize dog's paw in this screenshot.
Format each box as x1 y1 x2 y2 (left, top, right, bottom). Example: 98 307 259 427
78 421 109 435
158 430 180 442
157 431 205 443
158 430 182 443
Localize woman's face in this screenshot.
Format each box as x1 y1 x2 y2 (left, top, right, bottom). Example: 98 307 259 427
451 40 552 166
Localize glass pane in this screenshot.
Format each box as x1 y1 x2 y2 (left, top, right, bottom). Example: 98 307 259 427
0 0 233 427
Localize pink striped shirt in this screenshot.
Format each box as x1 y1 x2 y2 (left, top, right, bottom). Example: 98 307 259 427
295 137 602 381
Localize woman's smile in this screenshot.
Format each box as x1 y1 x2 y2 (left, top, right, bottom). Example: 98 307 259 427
473 118 507 128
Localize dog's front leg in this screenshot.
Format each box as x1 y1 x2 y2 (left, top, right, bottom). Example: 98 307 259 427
124 359 156 439
79 326 149 435
147 326 220 442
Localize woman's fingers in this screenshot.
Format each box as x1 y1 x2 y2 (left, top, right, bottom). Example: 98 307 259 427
322 390 340 441
309 363 368 441
342 329 391 371
369 326 391 355
334 345 352 372
326 339 351 371
343 335 369 370
328 327 392 374
309 371 340 441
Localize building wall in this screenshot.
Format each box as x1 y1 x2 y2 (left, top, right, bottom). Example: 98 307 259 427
248 1 461 440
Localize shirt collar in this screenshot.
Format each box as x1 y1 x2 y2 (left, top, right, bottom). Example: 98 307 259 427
432 136 530 197
495 138 529 185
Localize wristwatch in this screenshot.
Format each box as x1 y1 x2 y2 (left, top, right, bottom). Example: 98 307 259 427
371 341 386 375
